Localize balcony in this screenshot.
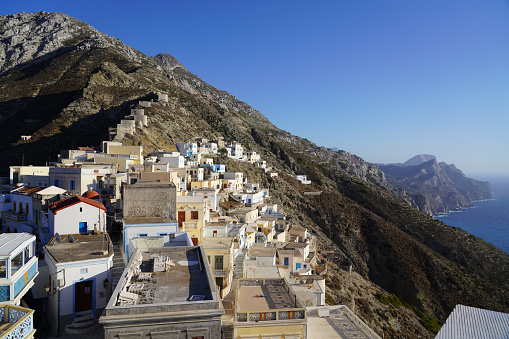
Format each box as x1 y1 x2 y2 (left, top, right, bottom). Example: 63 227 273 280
0 213 27 222
236 308 306 322
213 269 228 277
0 304 36 339
0 258 38 303
182 221 198 230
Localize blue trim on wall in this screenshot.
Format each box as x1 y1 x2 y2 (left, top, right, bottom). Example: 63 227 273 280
14 260 37 298
72 277 96 322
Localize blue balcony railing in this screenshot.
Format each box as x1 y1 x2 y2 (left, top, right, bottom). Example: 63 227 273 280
0 304 35 338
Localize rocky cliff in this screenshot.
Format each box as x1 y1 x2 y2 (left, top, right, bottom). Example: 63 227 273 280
378 155 492 215
1 12 508 338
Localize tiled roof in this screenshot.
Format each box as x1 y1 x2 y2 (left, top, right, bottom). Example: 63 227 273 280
49 195 106 215
12 186 44 195
436 304 509 339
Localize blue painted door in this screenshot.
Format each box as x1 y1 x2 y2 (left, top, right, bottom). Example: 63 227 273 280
79 222 87 233
296 263 301 270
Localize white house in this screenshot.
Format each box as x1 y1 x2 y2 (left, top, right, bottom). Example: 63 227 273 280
44 233 113 334
121 218 182 262
1 186 43 234
246 245 277 266
49 165 116 196
226 142 243 160
157 153 185 168
232 190 265 205
45 196 107 243
295 175 311 185
192 187 219 212
0 233 38 305
175 142 197 157
201 142 218 154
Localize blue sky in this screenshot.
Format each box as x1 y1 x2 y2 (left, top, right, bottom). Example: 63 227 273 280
2 1 509 177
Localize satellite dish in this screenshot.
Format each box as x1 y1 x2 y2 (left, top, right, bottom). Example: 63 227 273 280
68 235 74 243
55 233 62 243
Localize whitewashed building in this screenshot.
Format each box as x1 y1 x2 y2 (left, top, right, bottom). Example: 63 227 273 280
44 196 107 243
44 233 113 334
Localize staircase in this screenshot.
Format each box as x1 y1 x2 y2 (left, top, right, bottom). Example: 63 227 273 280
111 236 126 288
234 249 246 278
64 311 99 334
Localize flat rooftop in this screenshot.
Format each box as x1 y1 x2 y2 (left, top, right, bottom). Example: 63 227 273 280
200 237 233 249
45 233 112 263
307 306 381 339
115 247 212 305
237 285 295 311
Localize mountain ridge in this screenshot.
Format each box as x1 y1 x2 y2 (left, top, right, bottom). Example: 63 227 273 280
377 155 492 215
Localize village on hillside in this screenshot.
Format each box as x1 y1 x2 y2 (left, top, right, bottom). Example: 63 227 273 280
0 95 385 339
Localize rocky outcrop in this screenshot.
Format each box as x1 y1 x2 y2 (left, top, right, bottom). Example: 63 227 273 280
0 11 155 74
378 156 492 215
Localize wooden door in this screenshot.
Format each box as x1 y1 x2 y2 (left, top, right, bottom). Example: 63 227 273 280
75 280 93 313
178 211 185 228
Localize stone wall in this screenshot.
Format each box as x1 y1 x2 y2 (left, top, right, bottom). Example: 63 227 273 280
123 182 176 218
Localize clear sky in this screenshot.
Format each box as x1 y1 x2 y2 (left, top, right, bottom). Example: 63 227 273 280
3 1 509 178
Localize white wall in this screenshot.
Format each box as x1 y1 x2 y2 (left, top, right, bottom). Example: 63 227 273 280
122 223 179 260
50 202 106 235
45 255 112 332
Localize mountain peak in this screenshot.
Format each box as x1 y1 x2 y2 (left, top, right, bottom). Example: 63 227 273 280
151 53 186 73
403 154 436 166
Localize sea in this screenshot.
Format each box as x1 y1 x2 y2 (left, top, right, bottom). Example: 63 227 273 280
434 176 509 254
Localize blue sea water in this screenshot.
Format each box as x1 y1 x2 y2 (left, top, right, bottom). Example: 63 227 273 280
434 176 509 254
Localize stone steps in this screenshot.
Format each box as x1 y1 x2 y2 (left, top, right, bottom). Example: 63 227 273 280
65 311 99 334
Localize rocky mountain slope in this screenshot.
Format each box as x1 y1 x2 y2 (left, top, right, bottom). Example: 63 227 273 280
377 155 492 215
1 12 509 338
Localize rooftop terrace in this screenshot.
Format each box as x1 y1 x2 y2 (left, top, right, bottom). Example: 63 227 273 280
45 233 112 263
113 246 215 307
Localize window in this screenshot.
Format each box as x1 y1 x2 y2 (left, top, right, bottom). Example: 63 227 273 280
170 234 176 239
138 233 148 237
80 268 88 274
214 255 224 270
80 207 82 212
25 204 29 215
70 180 76 190
11 251 23 275
0 260 6 278
158 233 168 236
54 179 60 187
24 245 31 261
207 255 211 264
191 211 198 220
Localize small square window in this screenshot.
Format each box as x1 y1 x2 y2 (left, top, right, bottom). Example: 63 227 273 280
80 268 88 274
139 233 148 237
